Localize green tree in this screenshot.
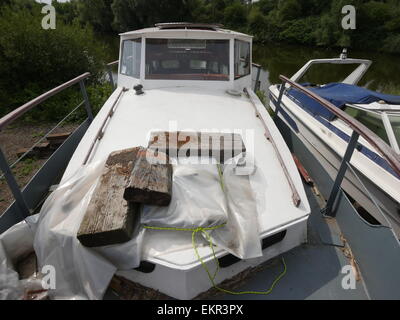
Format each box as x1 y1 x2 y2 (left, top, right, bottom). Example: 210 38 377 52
0 4 107 119
224 1 247 29
77 0 114 33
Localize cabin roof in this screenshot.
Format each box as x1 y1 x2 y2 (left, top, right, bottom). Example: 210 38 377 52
120 23 253 40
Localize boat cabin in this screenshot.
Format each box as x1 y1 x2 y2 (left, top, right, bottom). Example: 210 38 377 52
117 23 253 91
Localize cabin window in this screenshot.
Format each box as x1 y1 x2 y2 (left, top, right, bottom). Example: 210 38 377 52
344 106 390 145
120 38 141 78
145 39 229 81
234 40 250 79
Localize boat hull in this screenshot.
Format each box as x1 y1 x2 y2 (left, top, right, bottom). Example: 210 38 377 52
117 217 307 300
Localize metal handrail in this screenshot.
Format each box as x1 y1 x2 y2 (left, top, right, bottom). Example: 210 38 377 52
278 75 400 177
106 60 119 89
107 60 119 67
0 72 91 131
0 100 85 181
0 72 93 219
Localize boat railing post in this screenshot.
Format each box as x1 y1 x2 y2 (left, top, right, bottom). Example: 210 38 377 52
79 79 94 123
107 65 115 89
255 65 261 92
322 131 360 217
0 147 30 219
274 81 286 119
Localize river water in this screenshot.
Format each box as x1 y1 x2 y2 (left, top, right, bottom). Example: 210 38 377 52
253 43 400 95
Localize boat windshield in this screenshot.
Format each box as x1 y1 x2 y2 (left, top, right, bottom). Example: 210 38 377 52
344 106 390 145
388 114 400 149
145 38 230 81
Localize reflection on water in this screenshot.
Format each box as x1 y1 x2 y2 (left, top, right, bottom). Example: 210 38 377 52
253 43 400 95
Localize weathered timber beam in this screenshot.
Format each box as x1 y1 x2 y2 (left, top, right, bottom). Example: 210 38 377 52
123 148 172 206
77 147 140 247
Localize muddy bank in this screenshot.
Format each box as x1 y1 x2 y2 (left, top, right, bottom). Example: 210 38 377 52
0 123 79 213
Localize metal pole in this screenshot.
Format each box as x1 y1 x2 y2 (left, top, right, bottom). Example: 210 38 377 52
254 66 261 92
0 148 30 219
322 131 360 217
274 82 286 119
107 66 115 89
79 80 94 122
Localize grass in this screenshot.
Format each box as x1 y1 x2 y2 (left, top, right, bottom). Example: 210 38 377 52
17 158 40 178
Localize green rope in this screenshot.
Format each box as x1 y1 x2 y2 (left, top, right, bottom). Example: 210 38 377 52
143 224 286 296
143 164 286 296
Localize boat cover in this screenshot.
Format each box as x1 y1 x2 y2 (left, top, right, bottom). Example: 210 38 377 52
30 155 262 299
287 83 400 121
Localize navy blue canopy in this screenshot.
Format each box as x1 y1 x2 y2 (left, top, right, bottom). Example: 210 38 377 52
287 83 400 121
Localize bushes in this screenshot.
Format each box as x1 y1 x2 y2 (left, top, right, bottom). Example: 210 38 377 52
0 4 108 121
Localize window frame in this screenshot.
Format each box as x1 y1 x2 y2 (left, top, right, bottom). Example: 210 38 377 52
382 112 400 153
144 38 230 81
234 39 251 80
120 38 142 79
344 105 391 146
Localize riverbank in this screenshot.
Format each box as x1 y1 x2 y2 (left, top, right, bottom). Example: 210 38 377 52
0 123 79 213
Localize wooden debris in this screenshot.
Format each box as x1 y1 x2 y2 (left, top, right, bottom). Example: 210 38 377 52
33 142 50 151
16 148 34 159
77 147 141 247
15 132 71 159
148 131 246 163
46 132 71 146
109 275 170 300
16 143 52 159
123 148 172 206
292 154 313 184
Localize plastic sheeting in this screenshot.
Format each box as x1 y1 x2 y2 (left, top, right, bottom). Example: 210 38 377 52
0 215 39 299
23 154 263 299
33 159 145 300
141 164 228 229
142 157 263 260
209 163 262 259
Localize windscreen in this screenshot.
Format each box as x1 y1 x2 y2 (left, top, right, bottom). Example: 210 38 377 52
145 38 230 81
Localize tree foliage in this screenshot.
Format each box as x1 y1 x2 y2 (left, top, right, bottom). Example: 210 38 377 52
2 0 400 121
0 2 108 120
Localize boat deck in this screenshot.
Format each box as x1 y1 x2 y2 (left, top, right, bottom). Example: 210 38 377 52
217 183 369 300
104 183 369 300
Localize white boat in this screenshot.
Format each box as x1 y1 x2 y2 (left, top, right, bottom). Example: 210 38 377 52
269 50 400 238
3 26 400 301
0 23 311 300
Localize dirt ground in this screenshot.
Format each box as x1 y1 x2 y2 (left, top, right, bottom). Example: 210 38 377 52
0 123 79 213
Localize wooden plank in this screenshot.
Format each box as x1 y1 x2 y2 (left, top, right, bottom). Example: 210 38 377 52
16 148 34 158
123 148 172 206
292 154 313 184
46 132 71 145
33 142 50 151
16 142 52 159
77 147 140 247
148 131 246 162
